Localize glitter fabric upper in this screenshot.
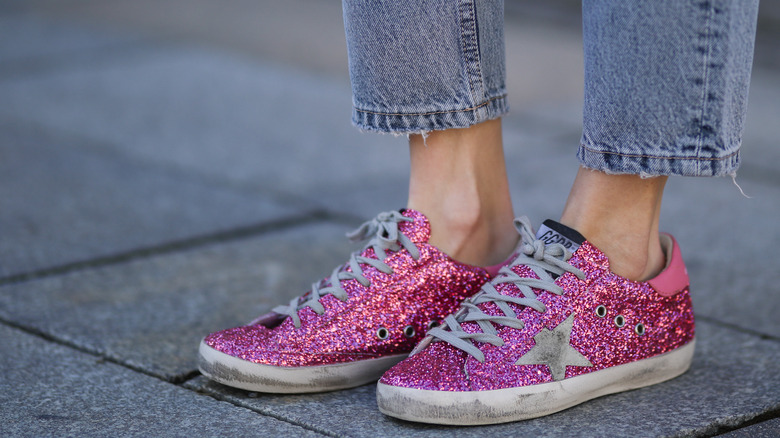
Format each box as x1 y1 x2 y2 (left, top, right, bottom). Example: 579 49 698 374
380 219 695 392
203 209 492 367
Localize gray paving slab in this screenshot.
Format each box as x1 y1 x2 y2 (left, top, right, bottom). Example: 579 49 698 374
0 222 354 382
661 176 780 339
0 42 409 219
0 324 324 438
0 119 300 278
185 321 780 437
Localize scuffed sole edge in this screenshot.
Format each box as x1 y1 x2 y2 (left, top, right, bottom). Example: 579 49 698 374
198 340 407 393
377 339 696 425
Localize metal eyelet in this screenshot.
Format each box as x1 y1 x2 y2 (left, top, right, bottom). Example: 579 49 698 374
376 327 389 340
595 305 607 318
403 325 416 338
635 323 646 336
614 315 626 328
427 320 440 330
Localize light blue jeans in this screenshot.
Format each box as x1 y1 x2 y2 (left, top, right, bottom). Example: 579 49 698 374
343 0 759 177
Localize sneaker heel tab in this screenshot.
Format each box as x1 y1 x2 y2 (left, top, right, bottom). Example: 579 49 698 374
648 234 689 297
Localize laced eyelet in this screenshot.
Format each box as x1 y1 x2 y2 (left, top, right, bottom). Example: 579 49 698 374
614 315 625 328
376 327 389 340
595 305 607 318
635 323 646 336
403 325 416 338
427 320 440 330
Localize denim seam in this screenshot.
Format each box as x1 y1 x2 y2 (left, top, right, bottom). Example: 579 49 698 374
459 0 485 111
695 3 716 175
353 94 507 117
579 143 739 162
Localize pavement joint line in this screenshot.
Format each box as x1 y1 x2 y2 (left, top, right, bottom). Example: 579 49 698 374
721 409 780 437
697 314 780 343
189 386 341 438
0 319 334 436
0 316 195 384
175 369 203 385
671 406 780 438
0 210 335 288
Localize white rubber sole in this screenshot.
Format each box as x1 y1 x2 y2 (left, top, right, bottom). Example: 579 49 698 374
377 339 695 425
198 340 407 393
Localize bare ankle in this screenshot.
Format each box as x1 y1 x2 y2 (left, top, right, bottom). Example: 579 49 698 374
410 196 517 267
560 167 668 282
406 119 517 267
601 233 666 281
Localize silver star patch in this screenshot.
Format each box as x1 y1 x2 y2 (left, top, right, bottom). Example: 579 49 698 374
515 313 593 381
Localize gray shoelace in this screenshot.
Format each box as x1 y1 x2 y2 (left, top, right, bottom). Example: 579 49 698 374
273 211 421 328
424 217 586 362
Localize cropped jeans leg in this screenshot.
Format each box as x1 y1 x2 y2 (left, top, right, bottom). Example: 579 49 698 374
342 0 508 134
579 0 760 177
343 0 759 177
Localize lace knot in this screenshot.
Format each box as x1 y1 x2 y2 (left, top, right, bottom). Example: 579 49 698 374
274 210 420 328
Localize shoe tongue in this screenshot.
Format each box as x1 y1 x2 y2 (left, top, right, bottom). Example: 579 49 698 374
535 220 585 253
398 209 432 244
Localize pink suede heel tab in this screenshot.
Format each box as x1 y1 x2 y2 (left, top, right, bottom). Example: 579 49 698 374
483 253 516 278
648 234 689 297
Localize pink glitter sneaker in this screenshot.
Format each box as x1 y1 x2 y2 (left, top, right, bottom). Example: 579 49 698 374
377 217 695 425
199 209 499 393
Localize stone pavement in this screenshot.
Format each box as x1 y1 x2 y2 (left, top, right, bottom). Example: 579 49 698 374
1 1 778 436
